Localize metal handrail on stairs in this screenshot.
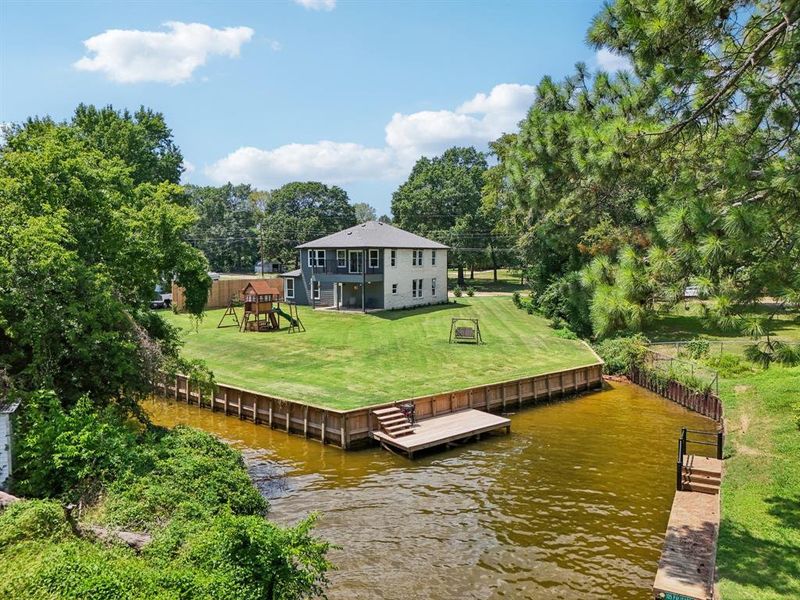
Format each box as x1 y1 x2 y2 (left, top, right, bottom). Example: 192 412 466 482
676 427 724 491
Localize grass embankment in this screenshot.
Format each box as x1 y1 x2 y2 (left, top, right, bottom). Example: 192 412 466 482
646 307 800 599
447 268 526 293
165 296 597 410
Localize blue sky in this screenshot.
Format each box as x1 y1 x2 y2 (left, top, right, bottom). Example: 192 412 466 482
1 0 622 215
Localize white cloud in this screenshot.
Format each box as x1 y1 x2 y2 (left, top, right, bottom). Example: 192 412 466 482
270 40 282 52
293 0 336 11
206 82 535 186
206 142 397 188
74 21 254 84
595 48 632 72
386 83 535 161
181 160 196 183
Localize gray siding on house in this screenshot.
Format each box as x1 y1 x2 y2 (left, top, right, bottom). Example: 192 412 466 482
283 276 308 305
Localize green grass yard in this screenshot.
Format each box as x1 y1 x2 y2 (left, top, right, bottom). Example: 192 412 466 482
646 306 800 599
165 296 598 410
447 268 526 293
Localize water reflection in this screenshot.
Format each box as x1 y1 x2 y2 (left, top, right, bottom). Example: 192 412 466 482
145 382 714 599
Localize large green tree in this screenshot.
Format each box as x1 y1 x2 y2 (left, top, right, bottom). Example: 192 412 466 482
184 183 259 273
255 182 357 268
71 104 185 185
0 115 210 407
352 201 377 223
584 0 800 334
392 147 488 285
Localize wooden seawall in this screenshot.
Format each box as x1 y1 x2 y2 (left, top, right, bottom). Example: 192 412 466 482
155 361 604 450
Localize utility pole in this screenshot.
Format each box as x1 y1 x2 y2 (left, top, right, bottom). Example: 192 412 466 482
259 223 265 279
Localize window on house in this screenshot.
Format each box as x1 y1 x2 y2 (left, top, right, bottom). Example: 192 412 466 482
418 279 423 298
392 283 398 295
432 250 437 266
348 250 363 273
390 249 397 267
286 278 295 299
312 280 320 300
369 249 379 268
308 249 325 268
337 249 346 268
431 277 436 296
412 279 417 298
412 250 423 266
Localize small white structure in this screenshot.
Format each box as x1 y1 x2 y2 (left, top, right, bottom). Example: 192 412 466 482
254 260 283 274
0 399 20 490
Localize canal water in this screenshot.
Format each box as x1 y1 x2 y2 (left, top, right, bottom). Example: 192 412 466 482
145 382 714 599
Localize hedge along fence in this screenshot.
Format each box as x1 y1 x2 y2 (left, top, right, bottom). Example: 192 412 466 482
154 361 604 450
629 350 723 422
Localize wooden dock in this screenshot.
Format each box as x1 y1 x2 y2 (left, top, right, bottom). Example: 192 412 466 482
370 409 510 458
653 456 723 600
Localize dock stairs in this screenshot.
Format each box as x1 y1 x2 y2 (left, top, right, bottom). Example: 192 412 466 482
681 455 722 495
372 406 414 438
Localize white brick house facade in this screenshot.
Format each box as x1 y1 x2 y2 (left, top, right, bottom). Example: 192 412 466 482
383 248 448 309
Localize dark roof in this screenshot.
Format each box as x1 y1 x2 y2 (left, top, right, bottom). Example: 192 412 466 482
296 221 449 250
279 269 301 278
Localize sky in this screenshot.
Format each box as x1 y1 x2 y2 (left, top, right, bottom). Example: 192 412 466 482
0 0 628 215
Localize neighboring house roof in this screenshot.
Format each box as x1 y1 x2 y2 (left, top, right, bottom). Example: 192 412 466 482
279 269 301 278
241 279 283 296
296 221 449 250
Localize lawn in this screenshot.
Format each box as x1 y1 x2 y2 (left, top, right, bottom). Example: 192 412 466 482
645 306 800 599
447 268 526 293
164 296 598 410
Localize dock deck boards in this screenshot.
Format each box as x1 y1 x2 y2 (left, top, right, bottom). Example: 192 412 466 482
371 409 510 456
653 488 720 600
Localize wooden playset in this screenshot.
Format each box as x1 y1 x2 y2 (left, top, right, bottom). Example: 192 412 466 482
220 280 305 333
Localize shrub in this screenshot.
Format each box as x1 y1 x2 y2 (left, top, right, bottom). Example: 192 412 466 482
13 392 143 500
0 500 69 549
705 352 751 377
594 334 650 375
465 286 475 297
100 426 268 531
681 339 710 360
452 286 463 297
537 273 593 338
553 327 578 340
512 291 521 307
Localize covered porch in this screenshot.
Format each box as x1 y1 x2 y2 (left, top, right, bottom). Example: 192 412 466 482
332 280 384 311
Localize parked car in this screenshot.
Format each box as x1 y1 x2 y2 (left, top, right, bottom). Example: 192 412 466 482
150 291 172 309
208 271 221 281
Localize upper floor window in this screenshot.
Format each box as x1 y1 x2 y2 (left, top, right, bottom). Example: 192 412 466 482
348 250 364 273
369 249 380 268
307 249 325 268
390 249 397 267
431 250 437 266
412 250 423 266
337 249 346 268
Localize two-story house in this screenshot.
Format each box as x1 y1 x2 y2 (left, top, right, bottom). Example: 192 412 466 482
279 221 448 311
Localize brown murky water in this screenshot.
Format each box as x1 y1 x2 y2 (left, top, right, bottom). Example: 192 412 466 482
145 382 713 599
